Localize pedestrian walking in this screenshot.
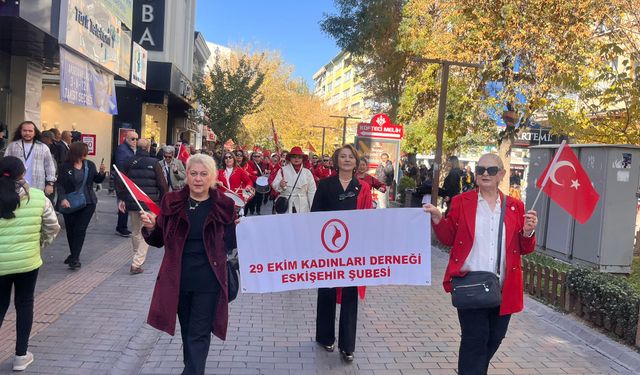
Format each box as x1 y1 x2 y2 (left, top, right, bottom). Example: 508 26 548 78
245 151 267 215
313 154 336 182
113 131 138 237
116 138 168 274
462 164 476 192
57 142 106 269
4 121 56 195
158 145 187 191
271 146 316 214
356 156 386 199
140 154 236 375
375 153 394 208
0 156 60 371
423 153 538 375
55 130 72 171
311 144 372 362
216 151 253 209
440 155 463 214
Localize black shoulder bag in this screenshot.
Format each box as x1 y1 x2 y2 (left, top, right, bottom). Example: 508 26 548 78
59 161 89 214
274 168 302 214
450 197 506 309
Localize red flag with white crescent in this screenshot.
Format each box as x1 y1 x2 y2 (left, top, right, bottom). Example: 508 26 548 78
117 169 161 216
178 143 190 165
536 144 600 224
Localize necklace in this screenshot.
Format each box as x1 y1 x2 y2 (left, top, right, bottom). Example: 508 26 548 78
339 177 352 183
188 197 206 210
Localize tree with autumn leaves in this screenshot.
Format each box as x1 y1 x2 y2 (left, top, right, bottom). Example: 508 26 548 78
193 47 339 153
323 0 639 188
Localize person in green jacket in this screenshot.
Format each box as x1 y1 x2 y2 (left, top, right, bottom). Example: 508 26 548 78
0 155 60 371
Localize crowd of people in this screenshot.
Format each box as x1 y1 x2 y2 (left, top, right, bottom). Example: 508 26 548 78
0 120 539 375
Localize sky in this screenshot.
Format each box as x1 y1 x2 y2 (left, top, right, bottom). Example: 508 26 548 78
195 0 341 88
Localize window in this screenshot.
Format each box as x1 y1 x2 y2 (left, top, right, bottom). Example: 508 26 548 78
334 75 342 86
343 89 349 99
355 83 363 93
344 69 352 81
327 82 333 92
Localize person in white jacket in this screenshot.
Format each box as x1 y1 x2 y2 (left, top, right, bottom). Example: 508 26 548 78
271 146 316 213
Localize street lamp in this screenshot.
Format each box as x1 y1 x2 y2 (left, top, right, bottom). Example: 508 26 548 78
330 114 361 144
413 57 483 206
311 125 337 156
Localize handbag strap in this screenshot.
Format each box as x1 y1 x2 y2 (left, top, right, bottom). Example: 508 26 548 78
73 161 89 193
496 194 507 276
286 167 303 201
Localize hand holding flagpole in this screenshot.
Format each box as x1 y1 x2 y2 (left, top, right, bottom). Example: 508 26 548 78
113 165 145 213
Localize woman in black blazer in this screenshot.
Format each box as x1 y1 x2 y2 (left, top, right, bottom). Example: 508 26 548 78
57 142 106 269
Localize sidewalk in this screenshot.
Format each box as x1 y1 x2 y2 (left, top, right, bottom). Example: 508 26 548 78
1 193 639 374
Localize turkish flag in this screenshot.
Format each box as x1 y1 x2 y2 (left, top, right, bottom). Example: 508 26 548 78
114 167 161 216
536 144 600 224
306 141 317 153
177 143 190 165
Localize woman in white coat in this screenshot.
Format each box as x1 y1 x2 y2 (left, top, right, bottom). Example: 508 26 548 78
271 146 316 213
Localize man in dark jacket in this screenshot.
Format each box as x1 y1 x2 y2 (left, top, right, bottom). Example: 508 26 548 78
116 138 168 274
114 131 138 237
440 155 463 215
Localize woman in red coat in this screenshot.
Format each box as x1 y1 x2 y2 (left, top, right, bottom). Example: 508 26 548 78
423 153 538 375
140 154 236 375
217 151 254 205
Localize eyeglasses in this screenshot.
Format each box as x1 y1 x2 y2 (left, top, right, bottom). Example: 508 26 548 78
253 155 262 158
323 159 330 162
163 155 173 159
338 191 356 201
475 166 501 176
224 155 234 160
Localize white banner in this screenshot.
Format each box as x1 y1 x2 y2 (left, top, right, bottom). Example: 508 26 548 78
236 208 431 293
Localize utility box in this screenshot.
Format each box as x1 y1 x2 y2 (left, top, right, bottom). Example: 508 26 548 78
526 144 640 273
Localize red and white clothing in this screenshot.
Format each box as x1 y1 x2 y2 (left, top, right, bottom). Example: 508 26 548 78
217 166 253 195
356 173 385 191
432 190 536 316
313 164 335 182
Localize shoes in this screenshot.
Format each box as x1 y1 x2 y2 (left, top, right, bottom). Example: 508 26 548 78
317 342 335 352
256 212 261 215
68 260 81 270
63 255 72 264
340 350 354 362
130 266 144 275
116 229 132 237
13 351 33 371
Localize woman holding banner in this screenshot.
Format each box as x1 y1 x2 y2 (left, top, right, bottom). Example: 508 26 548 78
311 144 372 362
423 153 538 375
139 154 236 375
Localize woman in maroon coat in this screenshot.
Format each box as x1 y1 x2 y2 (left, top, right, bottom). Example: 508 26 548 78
423 153 538 375
140 154 236 375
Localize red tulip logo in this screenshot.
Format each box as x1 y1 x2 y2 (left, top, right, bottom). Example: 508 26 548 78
321 219 349 253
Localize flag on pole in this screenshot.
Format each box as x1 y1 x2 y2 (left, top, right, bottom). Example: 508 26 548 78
112 165 161 216
178 143 190 165
271 119 281 154
536 143 600 224
306 141 317 153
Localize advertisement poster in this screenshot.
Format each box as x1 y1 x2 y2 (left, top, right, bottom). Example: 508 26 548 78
237 208 430 293
118 128 134 144
130 42 148 89
59 47 118 115
81 134 96 155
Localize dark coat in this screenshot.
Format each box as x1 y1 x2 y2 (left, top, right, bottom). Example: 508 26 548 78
116 150 168 211
440 167 463 199
142 187 235 340
57 160 106 205
114 142 135 168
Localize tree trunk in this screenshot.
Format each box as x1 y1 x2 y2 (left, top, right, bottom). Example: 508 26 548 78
499 133 514 193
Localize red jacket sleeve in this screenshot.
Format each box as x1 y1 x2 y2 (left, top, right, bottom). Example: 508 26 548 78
432 194 462 246
357 181 374 209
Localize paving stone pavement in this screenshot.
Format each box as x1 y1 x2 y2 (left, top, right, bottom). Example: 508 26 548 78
1 194 639 374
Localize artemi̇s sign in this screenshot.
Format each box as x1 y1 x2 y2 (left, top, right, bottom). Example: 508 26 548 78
133 0 165 51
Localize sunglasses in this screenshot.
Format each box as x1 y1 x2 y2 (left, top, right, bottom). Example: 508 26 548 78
475 166 501 176
323 159 330 162
253 155 262 158
224 155 234 159
164 155 173 159
338 191 356 201
128 138 138 141
290 155 303 159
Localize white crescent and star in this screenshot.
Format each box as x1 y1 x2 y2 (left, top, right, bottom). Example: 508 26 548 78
549 161 580 189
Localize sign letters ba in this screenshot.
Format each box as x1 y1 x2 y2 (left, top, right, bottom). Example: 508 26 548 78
133 0 165 51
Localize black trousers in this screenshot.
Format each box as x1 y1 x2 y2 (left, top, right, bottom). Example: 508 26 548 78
0 268 39 356
245 192 264 215
116 209 128 231
315 287 358 353
177 290 219 375
63 204 96 262
457 307 511 375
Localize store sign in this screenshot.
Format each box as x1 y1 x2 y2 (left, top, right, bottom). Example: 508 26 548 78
133 0 165 51
130 42 148 89
514 128 559 147
118 30 132 79
356 113 403 140
59 47 118 115
59 0 123 75
81 134 97 155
